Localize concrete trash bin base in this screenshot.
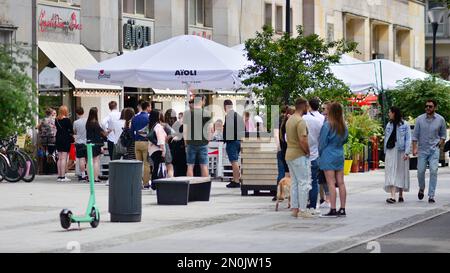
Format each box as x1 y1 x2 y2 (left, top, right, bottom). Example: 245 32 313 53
153 177 212 205
108 160 143 222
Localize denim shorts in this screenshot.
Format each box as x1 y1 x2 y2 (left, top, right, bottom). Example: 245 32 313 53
186 144 209 165
225 141 241 162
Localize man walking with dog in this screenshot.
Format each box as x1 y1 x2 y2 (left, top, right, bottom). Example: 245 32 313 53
285 98 313 218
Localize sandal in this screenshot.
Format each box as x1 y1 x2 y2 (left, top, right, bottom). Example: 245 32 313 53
386 198 396 204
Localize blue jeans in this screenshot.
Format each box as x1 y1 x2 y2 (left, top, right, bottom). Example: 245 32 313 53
308 160 319 209
417 148 440 198
277 151 286 183
287 156 311 210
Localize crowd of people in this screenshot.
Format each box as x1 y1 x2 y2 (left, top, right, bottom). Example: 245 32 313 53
274 97 447 219
37 94 250 190
37 95 448 219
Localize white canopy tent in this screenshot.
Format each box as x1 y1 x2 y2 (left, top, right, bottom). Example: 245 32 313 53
330 59 430 93
75 35 247 94
231 43 431 93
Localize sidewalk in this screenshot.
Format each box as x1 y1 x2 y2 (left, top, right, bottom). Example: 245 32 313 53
0 167 449 253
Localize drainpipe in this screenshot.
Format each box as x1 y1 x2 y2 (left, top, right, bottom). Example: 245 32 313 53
118 0 123 55
118 0 124 110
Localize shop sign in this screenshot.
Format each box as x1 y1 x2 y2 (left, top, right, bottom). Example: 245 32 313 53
175 70 197 76
123 19 151 50
189 27 213 40
38 9 82 33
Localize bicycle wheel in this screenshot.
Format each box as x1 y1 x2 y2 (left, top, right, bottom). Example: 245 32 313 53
0 155 6 182
4 150 26 183
18 151 36 183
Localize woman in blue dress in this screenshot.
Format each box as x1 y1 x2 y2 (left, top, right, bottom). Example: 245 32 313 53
318 102 348 218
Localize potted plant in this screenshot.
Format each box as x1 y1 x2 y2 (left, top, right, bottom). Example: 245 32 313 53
346 110 382 173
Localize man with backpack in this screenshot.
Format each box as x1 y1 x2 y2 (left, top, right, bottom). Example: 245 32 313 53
223 100 245 188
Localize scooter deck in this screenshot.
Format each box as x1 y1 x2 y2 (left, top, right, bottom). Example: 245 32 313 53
71 215 94 223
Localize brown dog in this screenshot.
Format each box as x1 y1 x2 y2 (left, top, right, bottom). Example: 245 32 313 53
275 177 291 211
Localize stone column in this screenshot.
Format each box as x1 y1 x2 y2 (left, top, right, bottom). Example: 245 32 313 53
81 0 120 61
154 0 185 43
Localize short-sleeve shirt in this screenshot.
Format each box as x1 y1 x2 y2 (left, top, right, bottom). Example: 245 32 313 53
183 109 212 146
285 114 309 161
73 117 87 144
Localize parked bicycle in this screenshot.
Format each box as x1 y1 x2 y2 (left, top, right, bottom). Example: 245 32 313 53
0 135 36 183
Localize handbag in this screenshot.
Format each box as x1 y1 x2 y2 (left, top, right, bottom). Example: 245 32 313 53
157 163 167 179
444 140 450 153
147 124 158 146
114 140 127 156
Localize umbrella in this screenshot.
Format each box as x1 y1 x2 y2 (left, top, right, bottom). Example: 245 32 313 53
75 35 247 91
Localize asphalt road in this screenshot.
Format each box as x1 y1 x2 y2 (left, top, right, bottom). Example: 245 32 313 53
343 212 450 253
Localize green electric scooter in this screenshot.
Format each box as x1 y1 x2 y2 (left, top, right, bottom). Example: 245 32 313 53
60 143 100 230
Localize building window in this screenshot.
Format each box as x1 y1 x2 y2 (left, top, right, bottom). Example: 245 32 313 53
395 28 411 66
275 5 283 33
0 31 12 45
123 0 154 19
290 8 293 34
188 0 212 27
327 23 334 42
371 23 389 60
264 3 272 28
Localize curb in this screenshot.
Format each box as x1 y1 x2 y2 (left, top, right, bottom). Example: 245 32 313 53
304 204 450 253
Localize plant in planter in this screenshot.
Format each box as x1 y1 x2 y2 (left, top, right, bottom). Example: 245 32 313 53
346 111 382 172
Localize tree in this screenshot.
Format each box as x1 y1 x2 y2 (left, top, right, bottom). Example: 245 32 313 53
240 25 357 107
0 44 38 139
386 77 450 122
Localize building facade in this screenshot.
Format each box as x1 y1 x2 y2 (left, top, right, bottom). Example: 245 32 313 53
303 0 426 71
0 0 427 122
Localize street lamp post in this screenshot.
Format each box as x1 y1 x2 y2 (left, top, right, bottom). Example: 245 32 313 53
284 0 291 105
427 7 447 74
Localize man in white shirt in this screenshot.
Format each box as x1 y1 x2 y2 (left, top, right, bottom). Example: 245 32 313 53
73 107 88 181
302 98 324 213
102 101 121 160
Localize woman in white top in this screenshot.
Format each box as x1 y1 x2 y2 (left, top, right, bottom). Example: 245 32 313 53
148 110 167 190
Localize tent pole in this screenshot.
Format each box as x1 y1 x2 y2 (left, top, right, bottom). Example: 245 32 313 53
186 84 190 111
379 61 388 127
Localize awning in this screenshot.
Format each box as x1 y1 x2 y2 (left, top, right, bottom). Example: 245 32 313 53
38 41 122 92
152 89 249 96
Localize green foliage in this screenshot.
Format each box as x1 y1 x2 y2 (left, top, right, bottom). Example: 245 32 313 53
386 77 450 122
345 110 382 160
241 25 357 107
0 44 38 139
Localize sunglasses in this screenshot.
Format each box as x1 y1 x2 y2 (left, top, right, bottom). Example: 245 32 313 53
425 105 434 109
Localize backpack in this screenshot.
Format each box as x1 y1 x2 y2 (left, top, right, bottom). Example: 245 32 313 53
119 128 133 148
39 118 55 144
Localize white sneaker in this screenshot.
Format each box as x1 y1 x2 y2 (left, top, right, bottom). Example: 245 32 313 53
319 201 330 209
308 208 321 215
56 177 63 182
61 177 71 182
298 210 316 219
